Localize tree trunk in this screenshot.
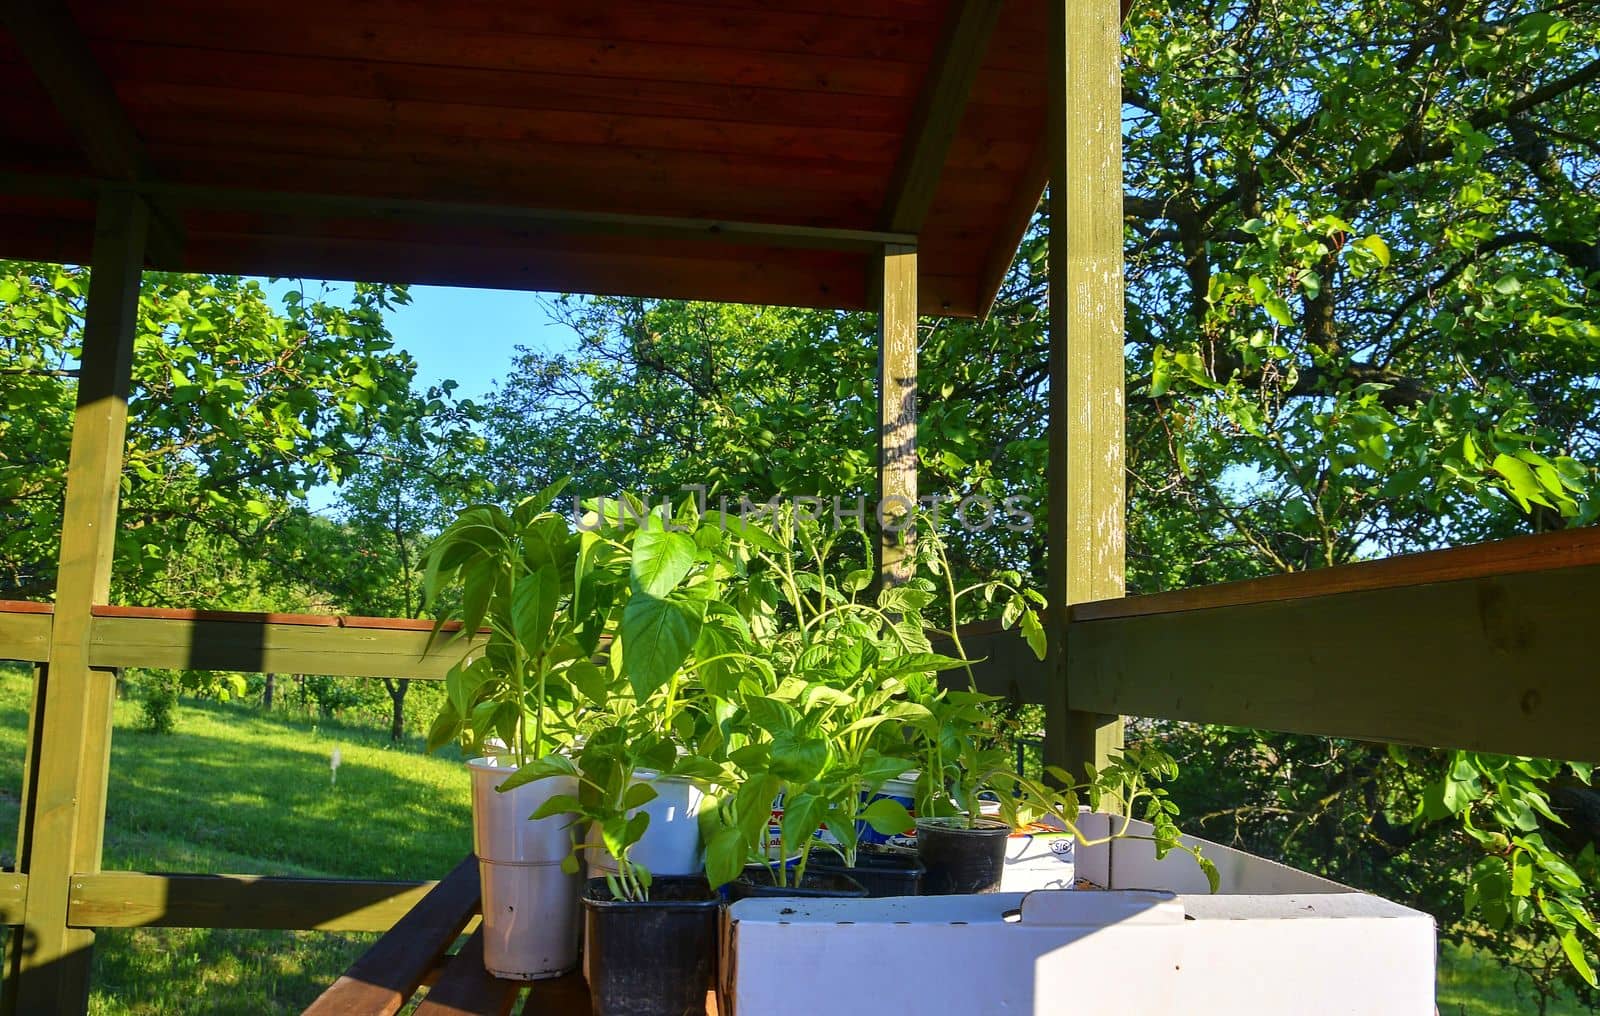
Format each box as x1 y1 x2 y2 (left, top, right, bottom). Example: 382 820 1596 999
262 672 275 711
383 677 409 742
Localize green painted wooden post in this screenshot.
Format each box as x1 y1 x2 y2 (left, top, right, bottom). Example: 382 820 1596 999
877 243 919 586
9 192 146 1014
1043 0 1127 780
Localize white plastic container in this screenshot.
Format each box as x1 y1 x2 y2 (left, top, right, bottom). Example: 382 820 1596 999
586 771 705 877
468 756 582 980
724 812 1437 1014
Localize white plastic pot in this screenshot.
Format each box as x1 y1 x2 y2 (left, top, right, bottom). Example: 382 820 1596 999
468 756 581 980
586 771 706 878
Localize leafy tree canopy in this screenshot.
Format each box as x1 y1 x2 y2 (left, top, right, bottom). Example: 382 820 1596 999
0 269 417 600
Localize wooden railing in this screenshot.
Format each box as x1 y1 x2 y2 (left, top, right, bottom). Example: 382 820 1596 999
2 525 1597 937
1061 527 1600 764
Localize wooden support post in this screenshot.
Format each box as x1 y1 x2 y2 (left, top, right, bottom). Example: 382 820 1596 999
9 192 147 1014
876 244 919 586
1043 0 1126 780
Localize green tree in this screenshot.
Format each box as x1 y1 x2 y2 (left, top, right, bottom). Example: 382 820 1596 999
278 384 489 739
484 294 1046 583
1115 1 1599 1004
0 268 418 601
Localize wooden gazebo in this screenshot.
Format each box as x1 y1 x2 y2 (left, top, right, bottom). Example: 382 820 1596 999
0 0 1594 1011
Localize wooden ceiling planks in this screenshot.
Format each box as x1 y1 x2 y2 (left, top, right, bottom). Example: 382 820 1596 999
1 0 1073 317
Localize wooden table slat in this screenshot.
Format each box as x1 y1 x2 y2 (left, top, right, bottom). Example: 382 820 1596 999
303 855 481 1016
413 929 524 1016
520 972 596 1016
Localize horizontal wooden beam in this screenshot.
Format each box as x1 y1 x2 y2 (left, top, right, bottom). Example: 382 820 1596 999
68 872 435 931
935 623 1051 705
0 4 183 264
87 614 485 679
0 2 143 182
1073 527 1600 622
880 0 1002 234
0 173 918 254
0 609 51 663
1068 561 1600 762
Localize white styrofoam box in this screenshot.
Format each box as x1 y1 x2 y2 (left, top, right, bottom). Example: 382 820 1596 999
1002 825 1077 890
1053 810 1349 894
723 812 1436 1015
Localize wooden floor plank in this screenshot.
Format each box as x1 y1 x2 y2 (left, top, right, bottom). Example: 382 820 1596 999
303 855 481 1016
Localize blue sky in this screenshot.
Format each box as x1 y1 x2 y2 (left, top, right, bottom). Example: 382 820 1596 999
262 279 574 401
260 280 577 512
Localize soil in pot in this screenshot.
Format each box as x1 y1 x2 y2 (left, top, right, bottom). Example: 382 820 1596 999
727 863 867 900
917 817 1010 894
807 843 924 897
583 876 722 1016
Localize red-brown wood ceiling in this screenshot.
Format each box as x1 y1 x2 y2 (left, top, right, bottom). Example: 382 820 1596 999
0 0 1063 317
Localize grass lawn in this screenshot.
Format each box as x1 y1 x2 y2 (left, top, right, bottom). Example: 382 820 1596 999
0 666 471 1014
1437 944 1592 1016
0 665 1586 1013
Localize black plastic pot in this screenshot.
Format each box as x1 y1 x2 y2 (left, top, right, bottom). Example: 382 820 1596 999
808 843 925 897
582 876 722 1016
916 818 1010 894
727 863 868 900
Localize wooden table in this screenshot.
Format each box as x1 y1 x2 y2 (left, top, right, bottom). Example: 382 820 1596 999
300 855 584 1016
300 856 720 1016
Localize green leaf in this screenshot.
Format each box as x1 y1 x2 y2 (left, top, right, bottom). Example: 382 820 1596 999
1493 453 1545 511
566 660 608 707
1262 292 1295 327
630 523 696 598
530 793 584 821
859 797 914 836
620 593 703 699
744 696 802 734
497 754 579 793
444 658 489 716
769 731 829 783
1511 855 1533 897
779 791 828 848
704 825 747 890
511 566 559 651
841 569 873 593
878 652 971 678
878 585 935 613
705 511 784 553
668 756 726 781
1150 355 1172 398
623 780 659 812
1359 235 1392 267
1562 932 1597 987
425 701 461 754
1020 609 1047 661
